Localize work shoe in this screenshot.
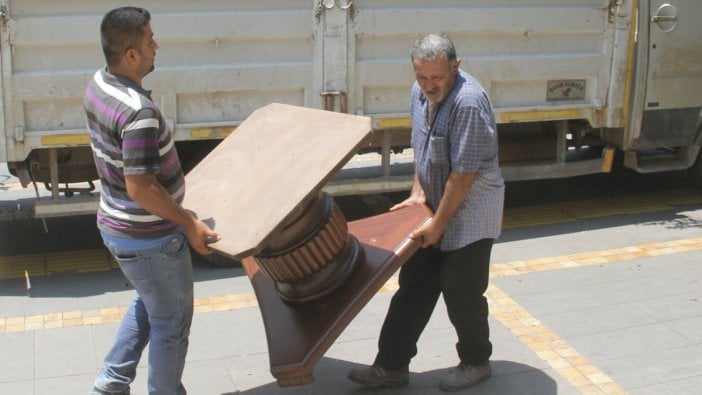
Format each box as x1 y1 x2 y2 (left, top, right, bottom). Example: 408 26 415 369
438 362 491 392
347 364 409 388
89 386 130 395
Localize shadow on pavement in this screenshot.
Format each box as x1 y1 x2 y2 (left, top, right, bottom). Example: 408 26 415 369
235 358 557 395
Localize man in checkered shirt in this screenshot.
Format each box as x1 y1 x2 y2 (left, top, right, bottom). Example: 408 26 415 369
348 33 505 392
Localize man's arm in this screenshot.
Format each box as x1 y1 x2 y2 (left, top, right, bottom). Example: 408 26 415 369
389 171 426 211
410 170 475 248
125 173 219 255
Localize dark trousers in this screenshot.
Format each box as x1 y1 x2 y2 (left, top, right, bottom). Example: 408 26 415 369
374 238 494 370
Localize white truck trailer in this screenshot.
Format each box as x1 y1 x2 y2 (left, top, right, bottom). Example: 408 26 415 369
1 0 700 218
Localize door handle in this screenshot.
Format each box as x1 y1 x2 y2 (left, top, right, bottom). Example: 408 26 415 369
650 15 676 22
650 3 678 32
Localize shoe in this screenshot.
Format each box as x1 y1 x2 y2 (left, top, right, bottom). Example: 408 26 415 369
89 386 130 395
438 362 491 392
347 364 409 388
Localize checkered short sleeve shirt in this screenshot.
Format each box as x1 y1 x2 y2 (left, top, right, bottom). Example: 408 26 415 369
411 69 505 251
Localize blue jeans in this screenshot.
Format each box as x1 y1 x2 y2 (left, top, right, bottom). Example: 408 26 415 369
95 230 194 395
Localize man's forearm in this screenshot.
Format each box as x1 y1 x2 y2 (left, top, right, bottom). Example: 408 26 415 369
125 174 196 229
432 171 476 230
409 172 426 200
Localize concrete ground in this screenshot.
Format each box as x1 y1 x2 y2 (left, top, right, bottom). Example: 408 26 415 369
2 162 702 394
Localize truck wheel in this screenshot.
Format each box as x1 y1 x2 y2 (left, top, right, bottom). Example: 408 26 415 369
688 150 702 188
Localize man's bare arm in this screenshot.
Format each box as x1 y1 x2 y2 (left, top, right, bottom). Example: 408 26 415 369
125 173 219 255
390 171 427 211
410 171 475 247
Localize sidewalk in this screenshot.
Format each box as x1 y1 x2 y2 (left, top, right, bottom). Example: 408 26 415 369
1 202 702 394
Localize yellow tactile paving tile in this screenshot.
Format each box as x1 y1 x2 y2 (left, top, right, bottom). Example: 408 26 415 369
0 254 45 279
10 236 700 333
0 294 260 333
504 205 572 228
502 186 699 229
0 249 116 280
487 285 627 394
3 238 702 393
1 186 699 392
1 187 699 280
489 236 702 278
648 189 702 206
193 293 259 313
44 249 116 274
557 196 661 219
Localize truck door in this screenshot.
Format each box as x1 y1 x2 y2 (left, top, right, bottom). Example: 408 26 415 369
639 0 702 148
646 0 702 111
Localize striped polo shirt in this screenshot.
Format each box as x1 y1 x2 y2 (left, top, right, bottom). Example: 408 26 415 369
410 69 505 251
84 68 185 239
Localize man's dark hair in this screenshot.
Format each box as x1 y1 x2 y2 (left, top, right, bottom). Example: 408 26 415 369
411 33 457 63
100 7 151 67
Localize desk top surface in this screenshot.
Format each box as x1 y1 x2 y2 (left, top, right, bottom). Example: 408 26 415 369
183 103 372 259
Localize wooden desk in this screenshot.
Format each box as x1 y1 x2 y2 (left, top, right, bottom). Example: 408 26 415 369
183 103 429 386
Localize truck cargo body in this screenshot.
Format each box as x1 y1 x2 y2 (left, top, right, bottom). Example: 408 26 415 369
0 0 700 217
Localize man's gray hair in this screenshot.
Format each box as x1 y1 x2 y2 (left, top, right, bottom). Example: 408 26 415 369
411 33 457 62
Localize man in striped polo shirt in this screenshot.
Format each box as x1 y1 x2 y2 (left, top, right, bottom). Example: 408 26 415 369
84 7 219 395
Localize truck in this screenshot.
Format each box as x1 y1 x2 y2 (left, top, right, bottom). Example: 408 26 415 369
1 0 701 219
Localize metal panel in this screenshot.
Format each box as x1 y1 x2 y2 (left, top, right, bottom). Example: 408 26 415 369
350 0 614 127
645 0 702 110
1 0 633 163
1 0 315 162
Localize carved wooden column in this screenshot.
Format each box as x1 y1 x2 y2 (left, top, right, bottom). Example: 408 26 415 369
183 103 430 387
252 190 363 304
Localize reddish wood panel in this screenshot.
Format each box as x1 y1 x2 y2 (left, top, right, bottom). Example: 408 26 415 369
242 203 431 387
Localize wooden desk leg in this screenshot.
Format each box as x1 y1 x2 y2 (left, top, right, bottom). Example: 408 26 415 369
242 204 431 387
